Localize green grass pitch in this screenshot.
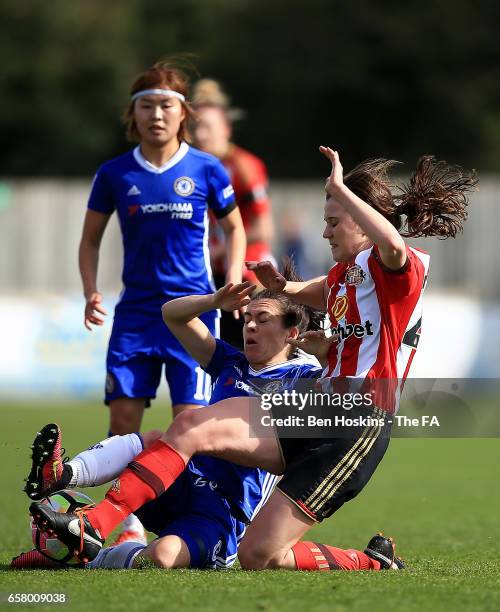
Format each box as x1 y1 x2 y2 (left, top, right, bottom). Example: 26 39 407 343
1 402 499 612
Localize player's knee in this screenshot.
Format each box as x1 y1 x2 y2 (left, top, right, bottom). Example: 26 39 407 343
164 409 206 452
148 538 186 569
168 408 198 438
238 542 283 570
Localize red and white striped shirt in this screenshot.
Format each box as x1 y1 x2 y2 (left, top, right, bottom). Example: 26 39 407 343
322 244 430 413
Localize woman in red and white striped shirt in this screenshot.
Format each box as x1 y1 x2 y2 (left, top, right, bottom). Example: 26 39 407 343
32 147 476 573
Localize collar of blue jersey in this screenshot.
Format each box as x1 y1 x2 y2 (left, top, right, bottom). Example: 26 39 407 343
133 142 189 174
248 353 320 376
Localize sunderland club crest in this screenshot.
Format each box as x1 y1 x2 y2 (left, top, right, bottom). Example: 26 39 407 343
345 264 366 286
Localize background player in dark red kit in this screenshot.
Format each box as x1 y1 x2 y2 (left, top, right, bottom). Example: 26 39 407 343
32 147 476 572
192 79 275 349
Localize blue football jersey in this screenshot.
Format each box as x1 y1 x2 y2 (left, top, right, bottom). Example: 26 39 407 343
190 340 321 522
88 143 236 305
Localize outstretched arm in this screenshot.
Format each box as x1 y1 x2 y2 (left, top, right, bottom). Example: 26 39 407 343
162 282 255 368
246 261 327 311
320 146 406 270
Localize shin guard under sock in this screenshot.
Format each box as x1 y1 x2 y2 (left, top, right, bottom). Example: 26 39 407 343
85 440 185 539
292 541 381 571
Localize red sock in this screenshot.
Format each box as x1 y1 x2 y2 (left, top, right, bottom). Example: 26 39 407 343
85 440 185 539
291 541 381 571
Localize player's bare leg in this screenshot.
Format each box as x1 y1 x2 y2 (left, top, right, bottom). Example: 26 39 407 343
109 397 145 435
108 397 148 544
161 397 284 473
238 490 314 569
172 403 200 418
135 535 191 569
77 533 191 570
238 490 404 571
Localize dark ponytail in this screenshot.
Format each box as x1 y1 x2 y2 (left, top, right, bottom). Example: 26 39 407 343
396 155 477 238
344 155 477 239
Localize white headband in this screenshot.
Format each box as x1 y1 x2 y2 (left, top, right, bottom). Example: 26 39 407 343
131 88 186 103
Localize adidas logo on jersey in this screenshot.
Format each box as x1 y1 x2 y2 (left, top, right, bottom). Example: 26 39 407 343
331 320 374 341
127 185 141 196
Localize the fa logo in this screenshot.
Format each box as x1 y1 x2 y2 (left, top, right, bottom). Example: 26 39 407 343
345 264 366 286
174 176 195 196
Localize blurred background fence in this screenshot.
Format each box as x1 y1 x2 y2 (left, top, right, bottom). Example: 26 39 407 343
0 178 499 298
0 178 498 402
2 0 500 401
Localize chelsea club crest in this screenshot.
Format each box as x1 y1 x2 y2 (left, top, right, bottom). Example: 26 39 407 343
261 380 284 394
174 176 195 196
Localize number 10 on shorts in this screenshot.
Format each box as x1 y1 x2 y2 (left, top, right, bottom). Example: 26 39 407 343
193 367 212 402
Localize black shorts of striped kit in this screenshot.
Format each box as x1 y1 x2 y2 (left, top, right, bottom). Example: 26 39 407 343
276 407 391 522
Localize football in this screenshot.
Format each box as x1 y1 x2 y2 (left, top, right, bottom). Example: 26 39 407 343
31 489 95 566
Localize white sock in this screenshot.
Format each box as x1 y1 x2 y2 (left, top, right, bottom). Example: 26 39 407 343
66 433 144 487
122 513 145 534
87 542 146 569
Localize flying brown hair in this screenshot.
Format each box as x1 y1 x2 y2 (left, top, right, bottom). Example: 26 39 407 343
343 156 477 239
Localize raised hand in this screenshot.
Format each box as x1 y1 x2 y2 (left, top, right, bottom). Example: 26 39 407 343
287 330 338 365
213 281 256 313
245 261 286 292
84 292 108 330
319 146 344 196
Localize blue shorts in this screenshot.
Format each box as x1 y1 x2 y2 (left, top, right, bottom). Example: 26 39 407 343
105 306 219 407
135 465 243 569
